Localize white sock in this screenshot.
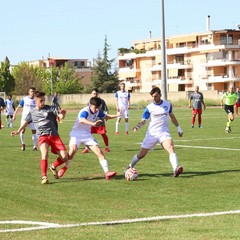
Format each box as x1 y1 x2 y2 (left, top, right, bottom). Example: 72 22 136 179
100 159 109 173
130 154 139 168
125 122 129 132
32 134 37 147
169 153 178 171
65 160 72 168
20 133 25 144
116 121 119 132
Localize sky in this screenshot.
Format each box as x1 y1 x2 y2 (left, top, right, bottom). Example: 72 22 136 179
1 0 240 65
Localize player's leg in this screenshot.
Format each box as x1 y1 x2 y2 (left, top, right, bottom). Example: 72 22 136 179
101 134 110 152
161 138 183 177
124 110 129 134
115 117 121 135
9 115 14 128
39 141 50 184
197 109 202 128
6 115 10 127
30 123 38 150
128 148 149 168
191 108 196 128
89 144 116 180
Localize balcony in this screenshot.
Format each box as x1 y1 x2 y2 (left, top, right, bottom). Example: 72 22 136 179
201 75 240 83
201 59 240 67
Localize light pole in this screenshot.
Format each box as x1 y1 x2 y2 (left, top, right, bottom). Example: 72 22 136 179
160 0 167 100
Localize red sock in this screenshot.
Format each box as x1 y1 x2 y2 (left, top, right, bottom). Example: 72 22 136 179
192 116 195 125
41 159 48 177
101 134 109 147
53 157 64 168
0 120 1 129
198 115 202 125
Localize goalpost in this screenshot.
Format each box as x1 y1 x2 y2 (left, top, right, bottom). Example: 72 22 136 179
0 92 6 101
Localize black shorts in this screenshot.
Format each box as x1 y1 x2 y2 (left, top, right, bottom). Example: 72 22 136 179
224 105 234 114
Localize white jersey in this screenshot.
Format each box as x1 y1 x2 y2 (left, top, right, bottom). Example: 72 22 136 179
115 90 130 110
70 106 105 137
19 96 36 119
142 100 172 135
5 99 14 115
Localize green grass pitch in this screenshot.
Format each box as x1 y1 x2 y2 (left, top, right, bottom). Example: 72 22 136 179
1 107 240 239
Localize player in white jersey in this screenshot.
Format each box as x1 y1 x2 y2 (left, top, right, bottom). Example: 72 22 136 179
115 82 131 135
126 87 184 177
5 95 15 128
13 87 38 151
57 97 120 180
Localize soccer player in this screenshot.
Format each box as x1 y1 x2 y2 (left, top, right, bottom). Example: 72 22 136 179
51 92 61 111
81 88 110 153
234 87 240 116
115 82 131 135
11 91 68 184
13 87 38 151
126 87 183 177
189 86 206 128
57 96 119 180
5 95 15 128
221 85 237 133
0 97 6 129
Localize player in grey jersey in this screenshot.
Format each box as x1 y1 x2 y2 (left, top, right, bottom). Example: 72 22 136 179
11 91 68 184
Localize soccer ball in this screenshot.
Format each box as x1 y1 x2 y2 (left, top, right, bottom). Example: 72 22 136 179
125 167 138 181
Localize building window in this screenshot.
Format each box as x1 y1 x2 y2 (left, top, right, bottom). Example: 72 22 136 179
228 34 233 45
220 34 227 45
74 61 85 68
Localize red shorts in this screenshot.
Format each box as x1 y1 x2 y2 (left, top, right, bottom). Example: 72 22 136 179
192 108 202 115
38 135 67 154
91 125 107 134
235 103 240 108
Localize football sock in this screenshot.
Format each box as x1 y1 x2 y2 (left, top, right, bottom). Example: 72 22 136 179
53 157 64 168
198 115 202 125
64 160 72 168
125 122 129 132
41 159 48 177
130 154 139 168
20 132 25 144
169 153 178 171
192 116 195 125
100 159 109 173
227 119 232 127
115 121 119 132
32 134 37 147
0 120 1 129
101 134 109 147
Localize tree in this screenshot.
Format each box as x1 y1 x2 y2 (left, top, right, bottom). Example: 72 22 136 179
0 57 15 94
90 35 119 93
12 62 44 95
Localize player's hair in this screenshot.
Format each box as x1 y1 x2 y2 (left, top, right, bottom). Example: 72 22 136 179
89 97 102 107
150 87 161 95
29 87 36 91
120 82 125 86
92 88 99 93
35 91 45 98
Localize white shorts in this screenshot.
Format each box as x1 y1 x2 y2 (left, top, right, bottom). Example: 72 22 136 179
21 119 36 131
118 109 129 119
69 133 99 148
141 131 172 149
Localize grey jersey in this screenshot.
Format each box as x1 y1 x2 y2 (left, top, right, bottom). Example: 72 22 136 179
190 92 204 109
25 105 59 136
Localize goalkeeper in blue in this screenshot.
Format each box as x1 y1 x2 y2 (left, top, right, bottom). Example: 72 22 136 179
127 87 183 177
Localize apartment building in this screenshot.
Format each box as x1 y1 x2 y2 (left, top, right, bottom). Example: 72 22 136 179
118 19 240 93
28 57 93 87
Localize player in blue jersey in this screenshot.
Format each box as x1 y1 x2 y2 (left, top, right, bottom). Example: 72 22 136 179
5 95 15 128
13 87 38 151
126 87 183 177
115 83 131 135
57 97 120 180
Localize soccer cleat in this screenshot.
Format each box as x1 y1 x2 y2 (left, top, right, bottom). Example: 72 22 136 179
191 125 194 128
33 146 38 151
41 176 49 184
105 171 117 180
81 148 89 154
115 132 119 135
225 126 230 133
125 131 129 135
21 144 26 151
198 125 202 128
49 166 59 179
104 147 110 152
58 166 68 178
173 166 183 177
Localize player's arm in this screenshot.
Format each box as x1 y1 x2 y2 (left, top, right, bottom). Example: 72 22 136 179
169 113 183 137
133 119 146 132
13 105 21 120
11 121 29 137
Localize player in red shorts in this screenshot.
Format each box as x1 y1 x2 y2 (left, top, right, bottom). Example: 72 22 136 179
189 86 206 128
81 88 110 153
11 91 68 184
234 87 240 116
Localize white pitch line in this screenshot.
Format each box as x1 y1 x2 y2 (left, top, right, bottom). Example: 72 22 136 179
175 144 240 151
1 210 240 233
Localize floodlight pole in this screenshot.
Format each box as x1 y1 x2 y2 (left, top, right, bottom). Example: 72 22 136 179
160 0 167 100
